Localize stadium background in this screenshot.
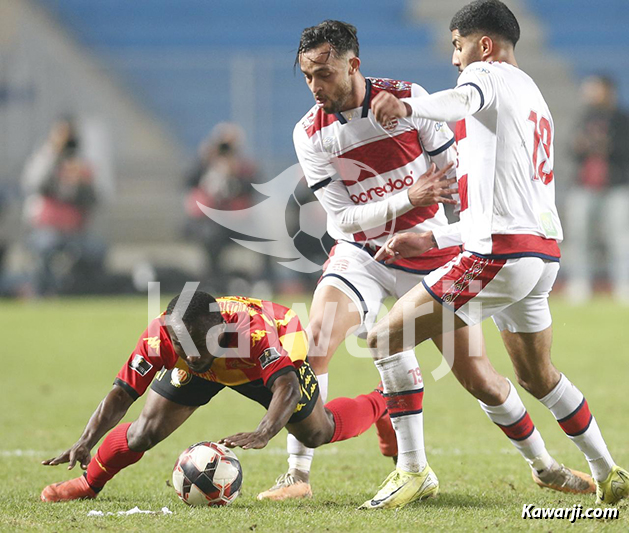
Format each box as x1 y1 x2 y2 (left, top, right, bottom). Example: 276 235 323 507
1 0 628 292
1 1 628 531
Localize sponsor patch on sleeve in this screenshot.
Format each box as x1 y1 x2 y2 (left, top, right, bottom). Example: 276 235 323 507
259 347 281 369
130 354 153 376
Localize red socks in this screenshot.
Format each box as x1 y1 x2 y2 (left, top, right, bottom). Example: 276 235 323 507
326 390 387 443
86 422 145 490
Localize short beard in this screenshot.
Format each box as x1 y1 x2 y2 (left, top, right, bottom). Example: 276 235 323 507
324 81 353 114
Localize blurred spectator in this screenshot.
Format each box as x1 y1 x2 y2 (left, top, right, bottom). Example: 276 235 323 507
564 75 629 304
184 123 273 291
22 117 106 296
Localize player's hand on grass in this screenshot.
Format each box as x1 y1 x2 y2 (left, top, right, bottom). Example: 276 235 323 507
42 440 92 470
408 162 457 207
372 91 412 126
219 430 271 450
375 231 437 264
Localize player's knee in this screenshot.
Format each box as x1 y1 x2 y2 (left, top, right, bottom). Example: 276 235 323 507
367 327 389 360
307 319 340 361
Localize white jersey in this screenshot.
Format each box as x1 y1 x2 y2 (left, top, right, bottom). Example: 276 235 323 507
405 61 563 261
294 77 460 273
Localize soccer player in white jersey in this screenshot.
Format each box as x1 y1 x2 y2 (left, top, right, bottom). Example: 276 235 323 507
258 19 594 502
367 0 629 509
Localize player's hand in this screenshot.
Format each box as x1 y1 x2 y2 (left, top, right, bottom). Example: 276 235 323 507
374 231 436 264
408 162 457 207
219 431 271 450
371 91 412 126
42 441 92 470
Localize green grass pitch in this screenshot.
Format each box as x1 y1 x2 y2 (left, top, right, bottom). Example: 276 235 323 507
0 295 627 532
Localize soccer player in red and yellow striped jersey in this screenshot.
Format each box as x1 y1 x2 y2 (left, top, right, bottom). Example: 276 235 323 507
40 291 388 502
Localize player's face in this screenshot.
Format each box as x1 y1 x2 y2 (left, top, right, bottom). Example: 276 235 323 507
299 44 355 114
451 30 484 73
168 324 223 374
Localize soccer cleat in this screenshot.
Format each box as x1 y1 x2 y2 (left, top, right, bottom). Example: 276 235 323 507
374 383 398 460
256 472 312 501
40 474 97 502
596 465 629 504
532 461 595 494
359 465 439 509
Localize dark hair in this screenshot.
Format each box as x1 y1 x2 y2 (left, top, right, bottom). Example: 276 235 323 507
166 291 223 337
589 74 617 91
295 20 359 69
450 0 520 47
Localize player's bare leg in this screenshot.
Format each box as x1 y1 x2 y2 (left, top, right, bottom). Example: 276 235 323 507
258 286 363 501
435 327 594 494
41 391 198 502
502 328 626 502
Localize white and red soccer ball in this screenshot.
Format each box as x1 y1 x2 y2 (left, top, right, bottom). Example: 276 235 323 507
172 441 243 507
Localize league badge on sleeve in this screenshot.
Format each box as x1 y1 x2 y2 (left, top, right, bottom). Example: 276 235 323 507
259 347 281 369
130 353 153 376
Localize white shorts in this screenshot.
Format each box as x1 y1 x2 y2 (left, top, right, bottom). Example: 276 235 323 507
317 241 424 338
422 251 560 333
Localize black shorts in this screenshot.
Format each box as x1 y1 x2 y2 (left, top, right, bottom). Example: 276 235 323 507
150 359 319 424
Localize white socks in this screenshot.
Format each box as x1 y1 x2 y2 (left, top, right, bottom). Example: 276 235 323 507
374 351 426 473
540 374 614 481
287 373 329 475
479 379 553 472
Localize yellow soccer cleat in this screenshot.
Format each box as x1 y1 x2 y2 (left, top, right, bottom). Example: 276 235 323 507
256 472 312 501
532 460 595 494
359 465 439 509
596 465 629 504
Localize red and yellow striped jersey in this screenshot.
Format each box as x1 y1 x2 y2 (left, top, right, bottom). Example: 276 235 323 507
115 296 308 399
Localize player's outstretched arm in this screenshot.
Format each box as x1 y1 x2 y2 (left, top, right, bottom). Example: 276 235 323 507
42 384 135 470
220 372 301 450
374 231 437 264
372 85 482 125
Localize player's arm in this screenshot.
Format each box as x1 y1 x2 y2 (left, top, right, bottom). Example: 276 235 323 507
294 123 455 233
42 384 135 470
315 162 456 233
373 63 494 125
43 323 165 469
374 221 464 264
220 371 301 450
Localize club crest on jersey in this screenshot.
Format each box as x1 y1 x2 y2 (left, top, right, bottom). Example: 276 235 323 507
130 354 153 377
171 368 192 387
323 136 337 153
383 118 398 132
259 347 281 369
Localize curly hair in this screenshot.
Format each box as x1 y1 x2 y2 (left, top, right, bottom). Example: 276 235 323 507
166 290 223 337
295 20 359 69
450 0 520 47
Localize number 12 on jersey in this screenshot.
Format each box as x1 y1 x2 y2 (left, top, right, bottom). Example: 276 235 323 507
528 110 554 185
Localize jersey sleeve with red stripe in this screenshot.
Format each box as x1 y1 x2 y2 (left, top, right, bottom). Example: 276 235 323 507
114 318 178 400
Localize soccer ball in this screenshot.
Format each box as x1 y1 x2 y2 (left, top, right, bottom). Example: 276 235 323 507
286 176 333 268
172 441 243 507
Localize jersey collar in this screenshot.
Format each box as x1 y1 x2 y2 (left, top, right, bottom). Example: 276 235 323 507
334 78 372 125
